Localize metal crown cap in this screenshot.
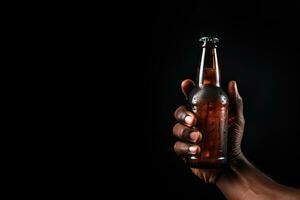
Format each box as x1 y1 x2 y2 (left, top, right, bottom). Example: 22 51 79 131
199 37 219 47
199 37 219 43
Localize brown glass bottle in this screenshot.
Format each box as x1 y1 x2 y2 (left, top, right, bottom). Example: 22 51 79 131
186 37 228 168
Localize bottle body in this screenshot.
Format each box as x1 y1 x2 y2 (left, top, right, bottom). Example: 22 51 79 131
187 84 228 168
186 37 228 168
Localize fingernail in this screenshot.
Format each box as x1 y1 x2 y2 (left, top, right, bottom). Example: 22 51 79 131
190 131 199 141
185 115 193 124
189 146 199 154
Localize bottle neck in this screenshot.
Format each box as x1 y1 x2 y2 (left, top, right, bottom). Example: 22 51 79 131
198 45 220 87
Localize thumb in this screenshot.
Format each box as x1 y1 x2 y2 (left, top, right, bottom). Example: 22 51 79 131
228 80 244 124
181 79 195 99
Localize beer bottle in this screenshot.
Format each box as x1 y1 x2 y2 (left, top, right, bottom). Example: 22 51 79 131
187 37 228 168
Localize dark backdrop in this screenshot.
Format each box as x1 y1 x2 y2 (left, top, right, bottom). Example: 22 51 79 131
18 1 300 198
128 1 300 199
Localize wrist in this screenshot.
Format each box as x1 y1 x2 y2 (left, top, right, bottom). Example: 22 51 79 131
216 153 248 184
215 153 251 198
215 154 294 200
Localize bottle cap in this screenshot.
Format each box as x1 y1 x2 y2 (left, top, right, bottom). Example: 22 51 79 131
199 37 219 47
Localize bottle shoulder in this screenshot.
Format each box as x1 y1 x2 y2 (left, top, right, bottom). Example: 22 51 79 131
188 85 228 106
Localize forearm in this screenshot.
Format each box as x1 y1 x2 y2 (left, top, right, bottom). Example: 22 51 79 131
216 154 300 200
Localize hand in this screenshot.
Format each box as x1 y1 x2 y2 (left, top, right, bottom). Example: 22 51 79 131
173 79 245 184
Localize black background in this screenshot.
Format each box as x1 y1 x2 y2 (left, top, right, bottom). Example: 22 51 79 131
136 1 300 199
105 1 300 199
13 0 300 198
19 0 300 198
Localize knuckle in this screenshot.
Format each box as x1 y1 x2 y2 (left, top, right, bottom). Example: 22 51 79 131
236 96 243 104
238 116 245 124
173 142 180 152
172 124 178 134
173 123 184 136
174 106 186 119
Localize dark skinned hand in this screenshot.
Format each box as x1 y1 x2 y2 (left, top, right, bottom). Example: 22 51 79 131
173 79 245 184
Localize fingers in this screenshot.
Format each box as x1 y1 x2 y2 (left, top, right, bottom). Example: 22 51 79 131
174 105 197 127
174 80 199 158
173 123 202 143
181 79 195 99
174 141 201 156
228 80 245 124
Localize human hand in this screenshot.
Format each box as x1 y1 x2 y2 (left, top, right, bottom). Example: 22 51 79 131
173 80 245 184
